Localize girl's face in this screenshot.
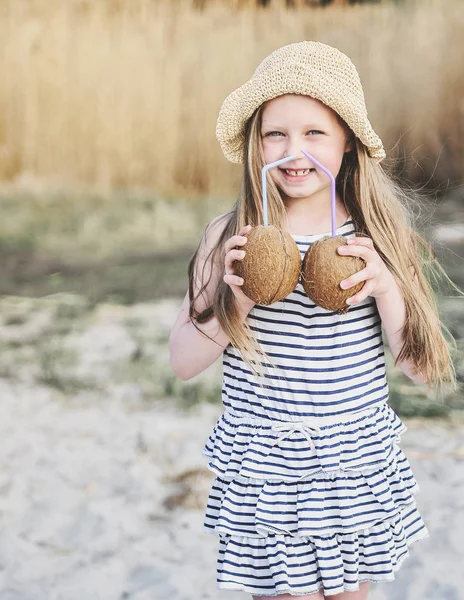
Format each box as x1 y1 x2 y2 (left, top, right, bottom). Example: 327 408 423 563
260 94 353 204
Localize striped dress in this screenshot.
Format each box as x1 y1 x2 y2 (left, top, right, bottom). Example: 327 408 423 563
202 217 429 597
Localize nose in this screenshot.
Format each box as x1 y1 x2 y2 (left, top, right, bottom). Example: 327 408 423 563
283 136 305 163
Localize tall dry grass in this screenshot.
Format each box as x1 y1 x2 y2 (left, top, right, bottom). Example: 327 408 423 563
0 0 462 198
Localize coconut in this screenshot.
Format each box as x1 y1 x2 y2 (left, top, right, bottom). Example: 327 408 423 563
301 235 366 313
234 225 301 305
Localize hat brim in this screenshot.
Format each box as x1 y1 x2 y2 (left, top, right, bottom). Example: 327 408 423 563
216 66 385 164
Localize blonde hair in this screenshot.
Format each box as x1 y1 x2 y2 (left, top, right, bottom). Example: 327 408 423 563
188 103 459 391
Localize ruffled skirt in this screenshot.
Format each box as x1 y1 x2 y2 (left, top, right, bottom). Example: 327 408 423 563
202 402 429 597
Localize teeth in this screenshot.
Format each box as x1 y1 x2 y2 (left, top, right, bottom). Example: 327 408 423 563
285 169 312 176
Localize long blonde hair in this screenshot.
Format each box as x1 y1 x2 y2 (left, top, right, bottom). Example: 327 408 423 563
188 103 458 390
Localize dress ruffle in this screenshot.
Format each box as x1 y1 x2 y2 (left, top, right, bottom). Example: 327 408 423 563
204 445 419 538
202 402 406 481
215 503 429 597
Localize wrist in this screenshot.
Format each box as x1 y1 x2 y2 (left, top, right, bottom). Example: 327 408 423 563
373 271 399 301
237 299 255 319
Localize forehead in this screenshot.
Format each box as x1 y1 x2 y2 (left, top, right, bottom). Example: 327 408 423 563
261 94 340 126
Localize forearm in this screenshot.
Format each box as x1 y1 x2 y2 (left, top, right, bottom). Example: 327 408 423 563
169 304 253 381
374 278 427 384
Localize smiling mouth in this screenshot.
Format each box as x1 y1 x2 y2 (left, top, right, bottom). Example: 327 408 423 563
281 168 315 177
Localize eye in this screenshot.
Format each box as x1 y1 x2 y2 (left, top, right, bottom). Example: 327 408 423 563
307 130 323 135
263 131 284 137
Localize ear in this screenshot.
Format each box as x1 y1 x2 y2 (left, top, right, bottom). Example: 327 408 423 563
344 135 354 153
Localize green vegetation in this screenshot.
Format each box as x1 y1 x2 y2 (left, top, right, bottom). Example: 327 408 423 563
0 190 231 301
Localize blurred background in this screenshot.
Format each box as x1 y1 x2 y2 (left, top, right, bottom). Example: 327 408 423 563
0 0 463 598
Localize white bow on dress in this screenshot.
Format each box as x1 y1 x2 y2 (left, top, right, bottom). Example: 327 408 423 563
270 422 320 450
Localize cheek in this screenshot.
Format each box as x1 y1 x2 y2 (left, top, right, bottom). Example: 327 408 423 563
262 142 279 163
316 147 345 175
268 168 281 185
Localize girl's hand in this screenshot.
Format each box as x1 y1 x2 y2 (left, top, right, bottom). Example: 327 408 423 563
337 236 396 305
223 225 256 315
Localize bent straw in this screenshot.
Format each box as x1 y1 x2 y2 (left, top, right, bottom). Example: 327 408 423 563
261 155 297 227
301 150 336 237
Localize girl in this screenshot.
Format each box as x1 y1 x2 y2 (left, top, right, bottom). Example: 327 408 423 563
169 41 456 599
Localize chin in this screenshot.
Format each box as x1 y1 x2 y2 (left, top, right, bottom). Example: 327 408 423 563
277 185 312 199
281 189 317 201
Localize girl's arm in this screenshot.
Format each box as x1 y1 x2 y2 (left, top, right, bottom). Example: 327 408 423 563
338 237 427 384
169 217 255 381
169 291 252 381
374 278 427 384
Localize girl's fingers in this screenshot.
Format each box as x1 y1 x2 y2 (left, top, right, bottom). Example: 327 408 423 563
340 266 371 290
225 248 246 274
223 273 244 287
339 237 375 260
346 236 374 248
224 234 248 254
224 235 246 254
223 226 252 286
239 224 253 236
346 280 375 305
224 225 252 254
337 243 373 260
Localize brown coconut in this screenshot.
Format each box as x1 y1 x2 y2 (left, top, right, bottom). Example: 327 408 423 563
234 225 301 305
301 235 366 314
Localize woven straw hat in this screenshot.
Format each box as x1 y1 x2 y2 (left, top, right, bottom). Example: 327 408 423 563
216 41 385 164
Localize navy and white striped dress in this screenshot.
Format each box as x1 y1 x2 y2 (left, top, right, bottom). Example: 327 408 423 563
202 217 429 597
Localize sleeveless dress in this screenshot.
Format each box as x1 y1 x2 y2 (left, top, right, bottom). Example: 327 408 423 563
202 217 429 597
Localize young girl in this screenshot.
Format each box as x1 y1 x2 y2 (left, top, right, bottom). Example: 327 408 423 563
169 41 456 599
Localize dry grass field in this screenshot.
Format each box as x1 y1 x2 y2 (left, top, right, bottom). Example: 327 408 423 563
0 0 462 198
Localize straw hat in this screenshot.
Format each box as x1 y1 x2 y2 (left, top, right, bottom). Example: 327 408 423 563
216 41 385 164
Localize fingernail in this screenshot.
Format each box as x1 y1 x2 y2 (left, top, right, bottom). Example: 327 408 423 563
239 250 246 257
238 278 244 285
338 246 346 253
340 281 348 289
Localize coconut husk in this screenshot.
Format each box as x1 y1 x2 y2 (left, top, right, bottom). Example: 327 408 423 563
234 225 301 305
301 235 366 314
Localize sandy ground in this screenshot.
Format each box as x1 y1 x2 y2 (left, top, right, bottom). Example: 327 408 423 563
0 296 462 599
0 382 463 600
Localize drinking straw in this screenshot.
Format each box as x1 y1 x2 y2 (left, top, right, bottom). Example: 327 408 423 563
301 150 336 237
261 155 297 227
